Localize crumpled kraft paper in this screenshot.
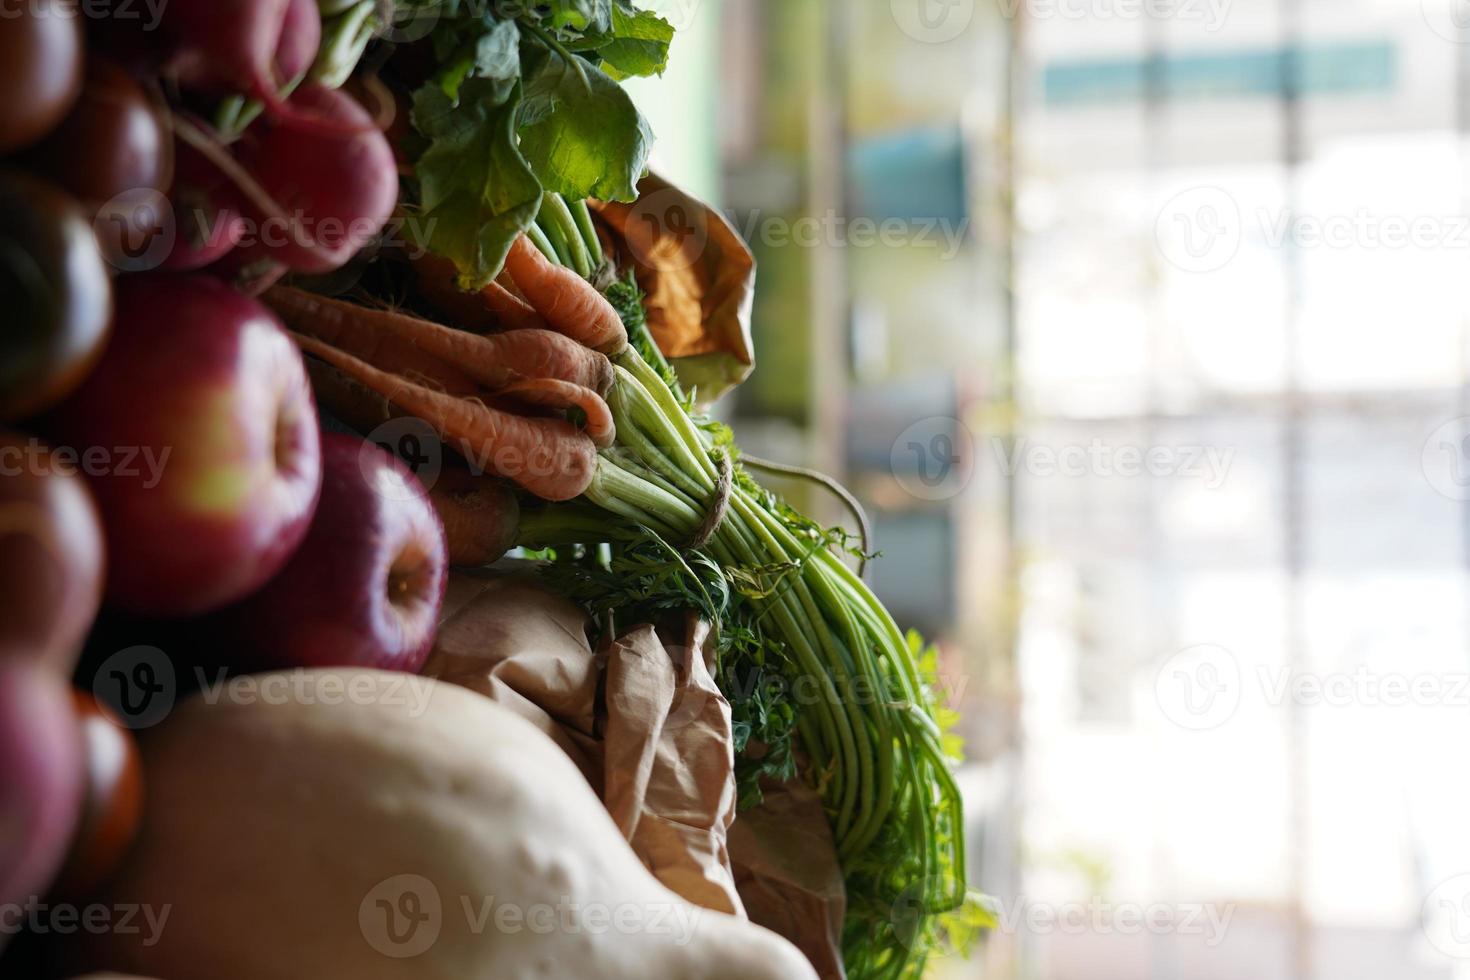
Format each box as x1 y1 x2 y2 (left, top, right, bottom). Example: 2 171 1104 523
592 174 756 405
423 572 742 915
729 780 848 980
603 615 744 916
423 571 847 975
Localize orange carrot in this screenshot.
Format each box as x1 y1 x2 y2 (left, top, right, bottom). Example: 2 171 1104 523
429 480 521 567
292 334 598 502
304 357 403 434
410 251 548 333
481 281 548 333
497 378 616 450
267 286 614 395
491 329 612 396
504 234 628 354
267 287 479 396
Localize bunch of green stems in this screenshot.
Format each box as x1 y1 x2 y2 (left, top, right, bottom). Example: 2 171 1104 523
520 347 967 978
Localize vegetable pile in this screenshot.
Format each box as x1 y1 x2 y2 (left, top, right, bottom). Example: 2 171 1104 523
0 1 979 977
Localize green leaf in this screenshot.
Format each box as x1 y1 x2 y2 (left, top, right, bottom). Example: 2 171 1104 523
473 19 521 81
432 18 521 103
595 6 674 78
516 42 571 126
540 0 604 31
411 80 543 289
517 52 652 201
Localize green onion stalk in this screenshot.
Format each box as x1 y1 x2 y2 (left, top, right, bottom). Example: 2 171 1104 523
515 215 976 978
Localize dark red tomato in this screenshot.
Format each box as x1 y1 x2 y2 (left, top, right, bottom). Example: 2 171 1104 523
52 690 143 900
0 0 85 155
0 430 105 673
26 60 168 209
0 173 113 421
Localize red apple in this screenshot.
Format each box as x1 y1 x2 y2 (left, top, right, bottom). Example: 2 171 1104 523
0 431 106 670
44 273 321 617
217 433 447 673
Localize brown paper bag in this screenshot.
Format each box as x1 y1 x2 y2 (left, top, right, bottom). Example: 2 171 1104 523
424 571 846 975
592 174 756 404
729 780 848 980
603 616 742 916
424 573 743 915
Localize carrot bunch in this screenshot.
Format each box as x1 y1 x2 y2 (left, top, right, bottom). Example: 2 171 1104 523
265 232 627 513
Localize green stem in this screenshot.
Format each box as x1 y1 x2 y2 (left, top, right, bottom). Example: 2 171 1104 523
524 222 560 265
542 193 592 278
567 197 604 267
311 0 377 89
535 198 577 269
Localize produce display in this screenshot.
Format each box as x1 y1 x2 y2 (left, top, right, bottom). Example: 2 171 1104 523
0 2 980 978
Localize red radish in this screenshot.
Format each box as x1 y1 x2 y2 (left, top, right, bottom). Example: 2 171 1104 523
0 661 84 923
164 204 247 272
161 0 323 124
161 129 248 271
209 247 290 296
236 85 398 273
274 0 322 87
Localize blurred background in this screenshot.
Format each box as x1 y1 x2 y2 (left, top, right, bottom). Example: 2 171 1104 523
626 1 1470 978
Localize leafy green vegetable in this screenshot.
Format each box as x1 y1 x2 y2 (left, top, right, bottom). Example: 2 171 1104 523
410 80 542 285
570 4 676 79
541 0 608 32
388 0 671 288
519 48 652 204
